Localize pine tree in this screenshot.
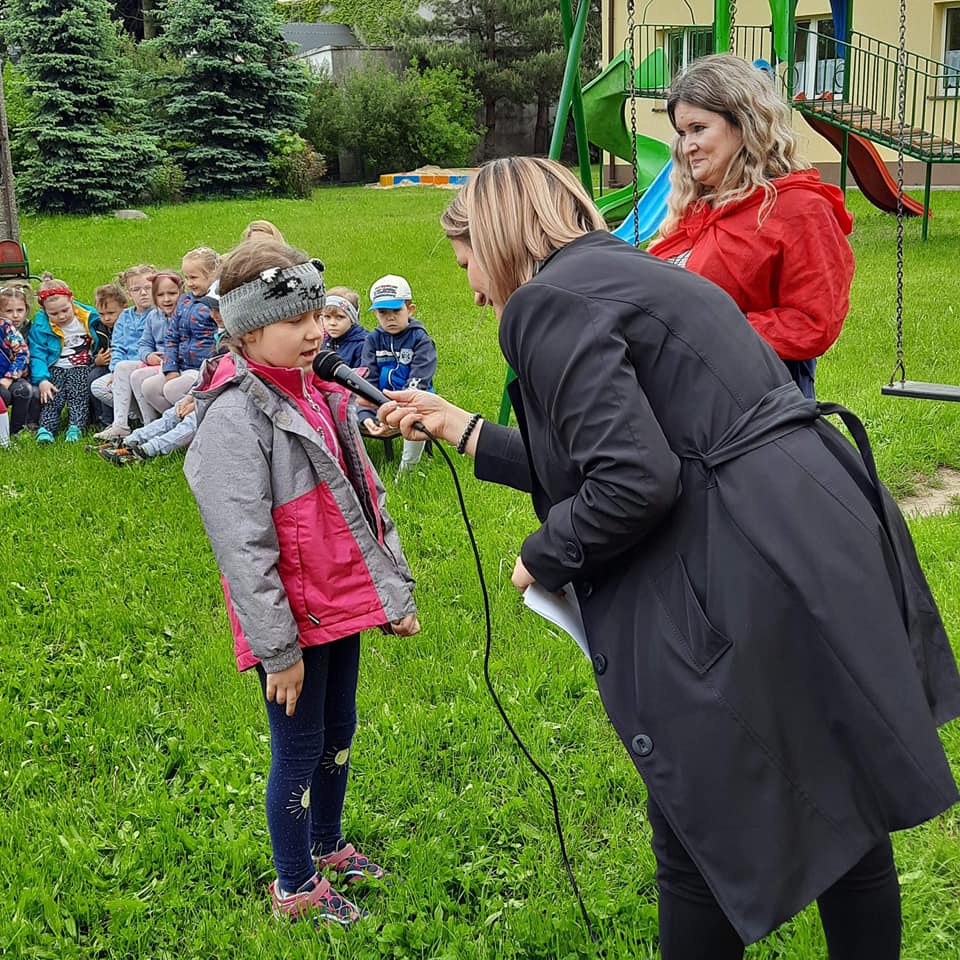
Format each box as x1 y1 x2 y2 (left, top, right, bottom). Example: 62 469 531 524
6 0 160 213
158 0 309 198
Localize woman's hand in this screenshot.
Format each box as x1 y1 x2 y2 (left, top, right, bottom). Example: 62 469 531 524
390 613 421 637
511 556 535 592
39 380 58 403
266 659 304 717
380 389 473 447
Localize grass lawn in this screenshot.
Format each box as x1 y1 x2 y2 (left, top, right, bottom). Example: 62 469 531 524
2 185 960 959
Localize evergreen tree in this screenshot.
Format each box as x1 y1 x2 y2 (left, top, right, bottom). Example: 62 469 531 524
6 0 160 213
158 0 309 198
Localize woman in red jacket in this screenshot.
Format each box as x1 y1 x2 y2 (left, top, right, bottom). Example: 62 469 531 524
648 54 854 398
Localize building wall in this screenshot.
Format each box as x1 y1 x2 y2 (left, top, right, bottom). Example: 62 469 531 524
601 1 960 185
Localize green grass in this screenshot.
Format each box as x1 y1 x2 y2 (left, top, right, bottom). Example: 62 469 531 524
2 186 960 959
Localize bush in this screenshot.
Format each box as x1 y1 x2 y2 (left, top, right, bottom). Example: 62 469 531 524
267 130 327 198
305 60 482 180
145 158 187 205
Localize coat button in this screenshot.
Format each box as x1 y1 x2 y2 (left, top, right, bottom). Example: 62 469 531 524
631 734 654 757
564 540 582 562
580 581 593 598
592 653 607 675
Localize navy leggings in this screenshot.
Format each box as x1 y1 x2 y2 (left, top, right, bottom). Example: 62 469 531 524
256 636 360 892
648 798 902 959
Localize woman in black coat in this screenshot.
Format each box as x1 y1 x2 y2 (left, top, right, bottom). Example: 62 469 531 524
381 157 960 959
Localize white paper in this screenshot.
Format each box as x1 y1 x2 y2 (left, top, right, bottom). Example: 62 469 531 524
523 582 590 659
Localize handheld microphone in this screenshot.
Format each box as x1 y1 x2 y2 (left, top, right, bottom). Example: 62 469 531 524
313 350 427 435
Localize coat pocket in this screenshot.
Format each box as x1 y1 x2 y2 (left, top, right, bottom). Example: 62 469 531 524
653 555 732 675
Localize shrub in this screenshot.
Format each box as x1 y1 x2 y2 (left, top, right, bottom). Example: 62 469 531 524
267 130 327 198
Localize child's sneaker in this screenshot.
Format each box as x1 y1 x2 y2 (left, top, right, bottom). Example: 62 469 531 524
269 873 362 926
35 427 54 444
93 424 130 441
316 842 387 886
97 442 148 466
64 425 82 443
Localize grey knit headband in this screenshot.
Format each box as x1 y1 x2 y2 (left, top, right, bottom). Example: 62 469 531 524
220 259 325 336
323 295 359 327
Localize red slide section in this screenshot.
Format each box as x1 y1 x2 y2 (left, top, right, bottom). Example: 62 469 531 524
802 113 928 218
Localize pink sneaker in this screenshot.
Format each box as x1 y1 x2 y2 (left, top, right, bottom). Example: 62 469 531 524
316 842 387 885
269 873 362 926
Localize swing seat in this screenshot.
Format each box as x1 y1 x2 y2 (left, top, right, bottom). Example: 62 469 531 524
881 380 960 401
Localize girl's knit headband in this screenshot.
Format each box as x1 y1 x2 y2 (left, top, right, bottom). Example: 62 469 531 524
220 259 325 337
37 286 73 304
323 295 359 327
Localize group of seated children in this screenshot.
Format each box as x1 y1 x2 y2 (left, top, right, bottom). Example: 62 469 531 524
0 222 437 478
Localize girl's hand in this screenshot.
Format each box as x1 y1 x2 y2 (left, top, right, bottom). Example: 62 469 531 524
266 659 304 717
175 394 195 418
39 380 58 403
380 390 472 447
390 613 421 637
147 352 162 366
511 556 535 593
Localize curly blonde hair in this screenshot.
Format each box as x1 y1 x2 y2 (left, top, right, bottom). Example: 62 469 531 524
440 157 606 308
660 54 809 237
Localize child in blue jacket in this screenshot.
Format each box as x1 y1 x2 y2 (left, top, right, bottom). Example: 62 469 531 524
359 274 437 476
321 287 366 367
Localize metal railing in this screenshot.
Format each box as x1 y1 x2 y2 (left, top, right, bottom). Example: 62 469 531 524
621 24 960 162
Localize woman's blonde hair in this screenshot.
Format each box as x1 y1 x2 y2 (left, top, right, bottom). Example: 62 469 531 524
660 54 809 236
440 157 607 307
243 220 286 244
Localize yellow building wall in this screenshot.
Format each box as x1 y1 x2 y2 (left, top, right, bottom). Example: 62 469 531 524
599 1 958 183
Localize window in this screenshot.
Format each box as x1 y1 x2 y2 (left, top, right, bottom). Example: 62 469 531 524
793 17 844 101
666 27 714 81
943 7 960 93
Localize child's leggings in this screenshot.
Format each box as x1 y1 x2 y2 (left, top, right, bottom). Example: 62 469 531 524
39 366 90 432
647 798 902 960
256 636 360 893
141 369 199 419
130 365 165 424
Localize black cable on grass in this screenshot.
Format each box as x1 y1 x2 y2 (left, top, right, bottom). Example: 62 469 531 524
419 425 597 945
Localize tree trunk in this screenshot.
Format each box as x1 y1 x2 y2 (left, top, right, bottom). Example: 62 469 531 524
483 96 497 158
533 94 549 155
143 0 158 40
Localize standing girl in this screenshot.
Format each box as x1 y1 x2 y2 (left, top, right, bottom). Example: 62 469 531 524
142 247 219 418
184 240 419 926
0 285 39 433
29 274 103 443
129 271 183 425
91 264 156 440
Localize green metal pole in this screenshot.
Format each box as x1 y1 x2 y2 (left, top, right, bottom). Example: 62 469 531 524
715 0 731 54
551 0 592 190
922 162 932 241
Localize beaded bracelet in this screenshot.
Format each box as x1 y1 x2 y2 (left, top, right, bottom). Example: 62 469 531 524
456 413 483 455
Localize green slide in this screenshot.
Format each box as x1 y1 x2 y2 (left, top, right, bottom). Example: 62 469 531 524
582 49 672 222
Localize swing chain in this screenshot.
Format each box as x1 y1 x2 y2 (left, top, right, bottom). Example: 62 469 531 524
626 0 641 247
889 0 907 385
729 0 737 55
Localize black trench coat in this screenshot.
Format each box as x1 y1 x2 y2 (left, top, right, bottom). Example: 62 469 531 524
473 230 960 943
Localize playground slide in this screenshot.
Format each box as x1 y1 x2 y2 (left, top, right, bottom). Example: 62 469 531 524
611 159 673 244
582 50 672 223
802 113 928 218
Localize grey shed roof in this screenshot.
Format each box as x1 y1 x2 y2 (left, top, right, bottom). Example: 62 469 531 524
281 22 360 54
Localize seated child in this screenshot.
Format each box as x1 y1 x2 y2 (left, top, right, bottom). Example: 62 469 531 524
142 247 219 419
87 283 126 427
0 313 33 435
99 294 227 465
29 274 103 443
0 284 39 431
321 286 366 368
91 264 157 439
359 274 437 475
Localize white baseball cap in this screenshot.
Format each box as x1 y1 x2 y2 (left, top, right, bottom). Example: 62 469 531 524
368 274 412 310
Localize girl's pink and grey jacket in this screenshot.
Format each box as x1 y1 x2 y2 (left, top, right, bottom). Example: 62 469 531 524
184 352 416 673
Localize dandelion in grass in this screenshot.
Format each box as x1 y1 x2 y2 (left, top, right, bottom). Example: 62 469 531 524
286 784 311 819
323 746 350 775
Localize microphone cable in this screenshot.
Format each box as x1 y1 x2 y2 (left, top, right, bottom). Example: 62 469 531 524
414 425 598 945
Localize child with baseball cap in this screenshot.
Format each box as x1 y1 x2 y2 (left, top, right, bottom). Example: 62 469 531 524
360 273 437 477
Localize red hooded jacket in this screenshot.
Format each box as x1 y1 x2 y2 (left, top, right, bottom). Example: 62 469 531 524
648 170 854 360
